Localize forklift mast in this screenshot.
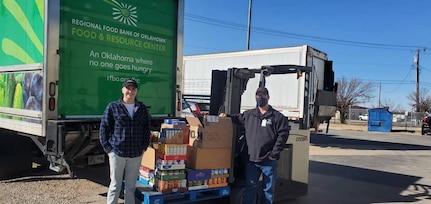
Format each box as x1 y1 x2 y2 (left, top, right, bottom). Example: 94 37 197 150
210 65 312 129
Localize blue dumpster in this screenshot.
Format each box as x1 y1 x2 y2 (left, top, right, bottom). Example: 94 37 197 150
368 108 393 132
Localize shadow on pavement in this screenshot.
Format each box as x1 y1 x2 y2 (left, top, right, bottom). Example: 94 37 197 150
72 163 110 187
308 160 431 203
310 133 431 150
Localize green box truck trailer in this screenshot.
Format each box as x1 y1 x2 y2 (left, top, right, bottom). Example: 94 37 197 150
0 0 184 177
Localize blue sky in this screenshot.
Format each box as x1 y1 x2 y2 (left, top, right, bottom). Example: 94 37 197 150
183 0 431 111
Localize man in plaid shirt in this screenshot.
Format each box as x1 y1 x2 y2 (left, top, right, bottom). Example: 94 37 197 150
100 79 150 204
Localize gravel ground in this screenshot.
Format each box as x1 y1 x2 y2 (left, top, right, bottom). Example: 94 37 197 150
0 162 112 204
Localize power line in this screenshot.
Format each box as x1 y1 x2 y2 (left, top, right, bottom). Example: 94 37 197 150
185 13 429 51
420 65 431 72
185 13 430 97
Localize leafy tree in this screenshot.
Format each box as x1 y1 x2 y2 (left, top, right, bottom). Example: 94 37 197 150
336 77 374 123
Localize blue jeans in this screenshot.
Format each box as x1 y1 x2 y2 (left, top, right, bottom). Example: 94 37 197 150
107 152 142 204
243 158 278 204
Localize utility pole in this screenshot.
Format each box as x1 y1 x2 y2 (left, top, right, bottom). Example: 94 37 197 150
378 81 381 108
246 0 252 50
415 48 426 112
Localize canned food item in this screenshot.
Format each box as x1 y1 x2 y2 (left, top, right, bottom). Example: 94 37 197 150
168 180 175 189
174 180 180 188
180 179 187 188
167 160 173 165
159 180 168 190
181 145 187 155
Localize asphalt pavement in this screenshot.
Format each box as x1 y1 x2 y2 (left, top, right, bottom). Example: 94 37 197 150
291 129 431 204
202 129 431 204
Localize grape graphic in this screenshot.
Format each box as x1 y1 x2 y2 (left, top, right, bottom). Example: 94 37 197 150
23 72 33 104
25 96 41 111
30 73 43 105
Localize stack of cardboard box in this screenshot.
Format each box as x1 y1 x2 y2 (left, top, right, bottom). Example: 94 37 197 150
139 116 233 193
139 120 189 193
185 116 233 189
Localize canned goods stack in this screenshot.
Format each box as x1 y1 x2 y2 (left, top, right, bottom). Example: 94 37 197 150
140 116 233 194
185 168 229 190
207 168 229 187
183 116 233 190
139 118 190 193
153 143 188 193
138 166 155 185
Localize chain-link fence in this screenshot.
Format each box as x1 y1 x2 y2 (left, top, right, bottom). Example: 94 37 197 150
332 109 427 127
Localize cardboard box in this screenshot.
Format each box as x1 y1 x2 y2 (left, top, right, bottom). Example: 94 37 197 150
160 123 189 144
141 146 157 170
156 172 186 181
141 145 188 170
187 147 232 170
139 166 155 179
157 144 187 156
186 169 212 181
186 116 233 148
208 183 228 189
207 177 228 185
159 128 183 144
156 163 186 170
155 179 188 194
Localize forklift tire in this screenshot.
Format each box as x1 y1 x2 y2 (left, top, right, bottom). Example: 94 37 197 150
230 186 259 204
230 186 246 204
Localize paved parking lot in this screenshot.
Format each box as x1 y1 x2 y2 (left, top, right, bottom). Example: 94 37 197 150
292 129 431 204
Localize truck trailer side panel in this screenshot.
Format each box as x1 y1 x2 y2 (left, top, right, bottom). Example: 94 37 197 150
183 45 328 120
57 1 179 118
0 0 44 135
0 0 184 175
0 0 183 136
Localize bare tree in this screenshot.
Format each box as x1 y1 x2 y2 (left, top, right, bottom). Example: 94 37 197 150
336 77 374 123
379 98 394 110
378 98 406 114
407 88 431 112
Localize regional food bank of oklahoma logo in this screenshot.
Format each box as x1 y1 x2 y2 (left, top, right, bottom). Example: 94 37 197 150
105 0 138 27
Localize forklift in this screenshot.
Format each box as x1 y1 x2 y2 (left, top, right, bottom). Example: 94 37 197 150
208 65 337 203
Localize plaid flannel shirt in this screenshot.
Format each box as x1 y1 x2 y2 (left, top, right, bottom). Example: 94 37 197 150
99 98 150 158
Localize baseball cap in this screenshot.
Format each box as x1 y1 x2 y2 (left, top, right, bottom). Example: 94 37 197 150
122 79 138 88
255 87 269 95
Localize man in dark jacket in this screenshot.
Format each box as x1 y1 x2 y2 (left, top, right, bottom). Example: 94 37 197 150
220 87 289 204
100 79 150 204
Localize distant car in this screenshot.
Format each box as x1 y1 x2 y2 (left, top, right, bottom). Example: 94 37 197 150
358 114 368 121
181 100 210 117
421 115 431 135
